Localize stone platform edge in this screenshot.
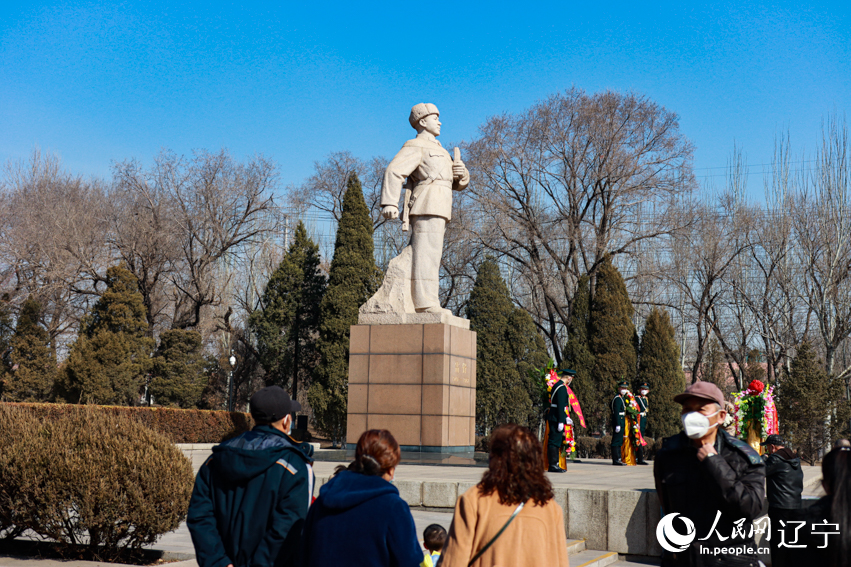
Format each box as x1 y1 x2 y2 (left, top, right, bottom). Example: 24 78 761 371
357 312 470 329
344 444 475 453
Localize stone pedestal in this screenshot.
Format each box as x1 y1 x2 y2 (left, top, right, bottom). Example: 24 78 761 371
346 323 476 452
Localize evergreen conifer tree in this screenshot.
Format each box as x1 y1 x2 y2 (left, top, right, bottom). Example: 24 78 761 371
309 174 378 446
3 296 57 401
562 274 597 432
60 265 155 405
150 329 207 408
589 256 637 433
250 222 326 405
637 307 685 439
0 296 14 397
468 258 548 434
776 341 851 464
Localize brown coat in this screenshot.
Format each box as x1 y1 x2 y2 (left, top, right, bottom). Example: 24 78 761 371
437 485 569 567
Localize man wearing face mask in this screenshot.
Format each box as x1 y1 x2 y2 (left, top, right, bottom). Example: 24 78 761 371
188 386 315 567
654 382 766 567
610 381 630 466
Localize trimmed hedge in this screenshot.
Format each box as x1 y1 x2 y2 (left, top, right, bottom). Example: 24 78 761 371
0 404 194 560
3 402 253 443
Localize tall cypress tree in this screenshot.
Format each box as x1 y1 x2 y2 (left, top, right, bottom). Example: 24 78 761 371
60 265 155 405
250 222 326 405
309 174 378 446
776 341 851 464
563 274 598 432
3 296 57 402
589 256 637 434
150 329 207 408
637 307 685 439
0 295 15 397
468 258 548 434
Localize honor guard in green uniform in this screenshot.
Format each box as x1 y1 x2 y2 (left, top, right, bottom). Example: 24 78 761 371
546 369 575 473
636 382 650 465
610 380 629 466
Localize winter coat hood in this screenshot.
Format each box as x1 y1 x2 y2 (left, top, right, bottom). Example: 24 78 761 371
318 469 398 510
210 425 314 483
772 447 801 468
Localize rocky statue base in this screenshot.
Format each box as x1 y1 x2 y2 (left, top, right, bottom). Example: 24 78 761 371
346 322 476 452
358 246 470 329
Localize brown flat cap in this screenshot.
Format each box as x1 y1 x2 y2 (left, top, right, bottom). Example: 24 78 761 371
673 381 725 407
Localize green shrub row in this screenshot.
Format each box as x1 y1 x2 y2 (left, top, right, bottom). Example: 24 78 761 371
0 404 195 560
3 402 253 443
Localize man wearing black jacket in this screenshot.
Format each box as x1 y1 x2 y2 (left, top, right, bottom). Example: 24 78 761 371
654 382 766 567
187 386 315 567
761 434 803 567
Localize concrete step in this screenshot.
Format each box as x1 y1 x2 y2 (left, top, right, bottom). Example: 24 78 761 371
566 538 586 555
567 549 619 567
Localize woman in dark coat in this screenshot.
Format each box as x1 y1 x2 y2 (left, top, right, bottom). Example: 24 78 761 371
797 446 851 566
301 429 424 567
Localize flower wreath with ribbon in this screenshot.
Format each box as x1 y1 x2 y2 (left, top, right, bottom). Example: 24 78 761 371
732 379 779 442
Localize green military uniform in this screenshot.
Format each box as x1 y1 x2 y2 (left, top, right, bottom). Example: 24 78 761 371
610 380 629 466
546 369 574 473
635 382 650 465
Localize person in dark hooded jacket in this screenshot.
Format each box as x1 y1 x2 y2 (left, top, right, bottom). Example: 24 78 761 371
187 386 314 567
761 434 803 567
301 429 425 567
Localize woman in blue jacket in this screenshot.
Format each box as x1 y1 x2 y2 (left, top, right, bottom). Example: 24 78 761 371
301 429 425 567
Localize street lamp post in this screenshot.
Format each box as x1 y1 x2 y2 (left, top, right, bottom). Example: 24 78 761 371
227 354 236 412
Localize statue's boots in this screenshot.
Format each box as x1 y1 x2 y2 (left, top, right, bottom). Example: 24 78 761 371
636 446 649 465
547 446 566 473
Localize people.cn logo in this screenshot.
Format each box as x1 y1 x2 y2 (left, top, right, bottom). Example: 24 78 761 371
656 513 696 553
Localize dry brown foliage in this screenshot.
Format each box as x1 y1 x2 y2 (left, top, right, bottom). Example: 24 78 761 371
0 404 194 559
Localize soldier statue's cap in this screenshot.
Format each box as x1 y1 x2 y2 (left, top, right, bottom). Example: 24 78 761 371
409 103 440 129
761 434 786 447
250 386 301 423
673 381 725 408
557 368 577 377
617 380 630 389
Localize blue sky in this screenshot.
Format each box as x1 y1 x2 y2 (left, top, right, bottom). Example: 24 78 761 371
1 1 848 199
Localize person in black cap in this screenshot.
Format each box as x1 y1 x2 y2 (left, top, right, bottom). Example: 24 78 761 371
635 382 650 465
545 368 575 472
610 380 630 466
187 386 315 567
761 434 803 567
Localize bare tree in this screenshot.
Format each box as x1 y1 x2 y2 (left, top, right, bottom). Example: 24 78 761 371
463 88 696 356
288 151 389 229
0 150 110 354
792 116 851 379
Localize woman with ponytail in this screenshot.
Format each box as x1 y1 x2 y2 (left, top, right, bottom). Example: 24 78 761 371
301 429 425 566
799 446 851 566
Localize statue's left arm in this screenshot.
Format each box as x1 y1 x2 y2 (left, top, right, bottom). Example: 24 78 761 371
452 147 470 192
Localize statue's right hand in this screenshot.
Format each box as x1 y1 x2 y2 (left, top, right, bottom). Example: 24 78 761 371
381 206 399 220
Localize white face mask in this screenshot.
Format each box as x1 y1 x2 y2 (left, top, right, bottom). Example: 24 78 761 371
619 389 628 396
681 409 721 439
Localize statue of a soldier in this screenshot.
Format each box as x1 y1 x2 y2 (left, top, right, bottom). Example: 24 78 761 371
380 103 470 316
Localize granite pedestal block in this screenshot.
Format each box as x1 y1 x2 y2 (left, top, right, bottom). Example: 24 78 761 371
346 323 476 452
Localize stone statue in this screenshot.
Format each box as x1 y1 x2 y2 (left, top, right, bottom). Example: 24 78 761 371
359 103 470 325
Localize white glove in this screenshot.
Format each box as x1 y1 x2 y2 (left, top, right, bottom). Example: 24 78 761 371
615 426 621 433
558 423 564 432
565 417 573 426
